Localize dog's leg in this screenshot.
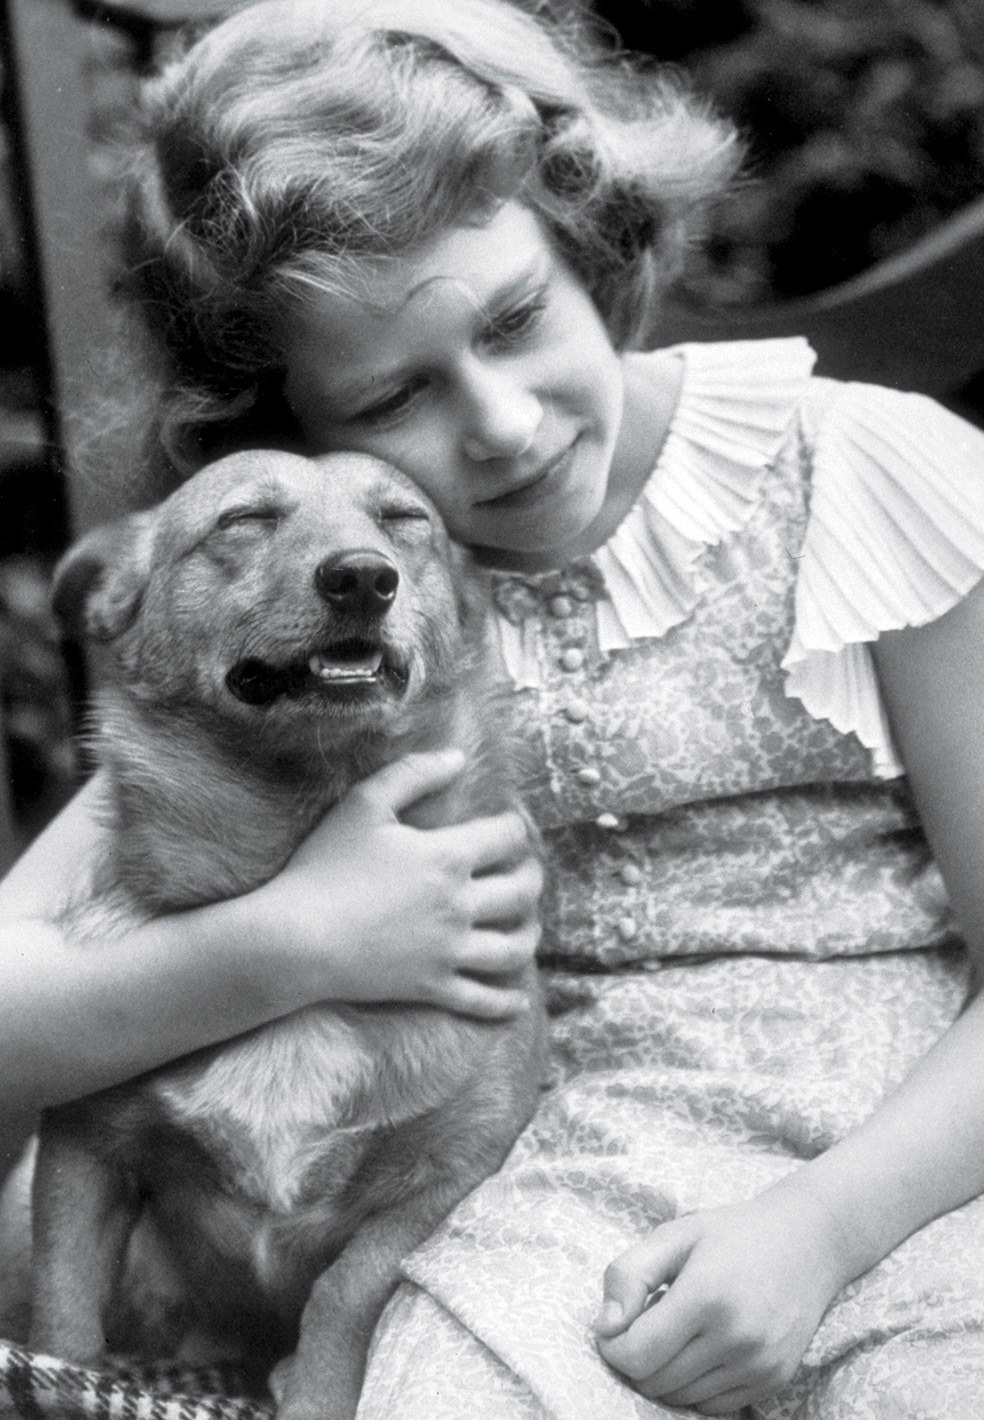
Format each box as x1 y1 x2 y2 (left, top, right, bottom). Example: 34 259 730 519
273 1088 538 1420
272 1179 468 1420
273 999 544 1420
30 1121 138 1361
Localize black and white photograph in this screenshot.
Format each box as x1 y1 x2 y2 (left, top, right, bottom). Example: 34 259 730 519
1 3 983 1417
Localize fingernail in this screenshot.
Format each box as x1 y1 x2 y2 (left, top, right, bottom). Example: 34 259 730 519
594 1300 622 1332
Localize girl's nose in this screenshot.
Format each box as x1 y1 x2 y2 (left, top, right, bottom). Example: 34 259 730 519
461 368 542 462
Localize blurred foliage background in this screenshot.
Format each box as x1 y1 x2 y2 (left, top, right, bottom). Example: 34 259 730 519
1 0 983 852
0 73 75 850
594 0 984 304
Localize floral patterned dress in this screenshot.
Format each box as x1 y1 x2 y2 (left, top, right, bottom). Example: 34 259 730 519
4 338 984 1420
354 338 984 1419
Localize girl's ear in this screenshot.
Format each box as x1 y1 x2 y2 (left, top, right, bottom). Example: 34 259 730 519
52 512 157 643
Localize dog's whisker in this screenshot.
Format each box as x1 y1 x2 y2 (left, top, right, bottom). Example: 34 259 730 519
314 717 332 771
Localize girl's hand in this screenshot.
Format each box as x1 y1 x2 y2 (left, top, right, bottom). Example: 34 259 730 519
247 750 542 1020
594 1181 854 1415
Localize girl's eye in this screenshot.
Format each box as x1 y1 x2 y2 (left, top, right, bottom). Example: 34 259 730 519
357 378 427 425
485 297 547 348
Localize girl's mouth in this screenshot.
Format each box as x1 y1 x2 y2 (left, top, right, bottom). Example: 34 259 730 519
478 438 580 512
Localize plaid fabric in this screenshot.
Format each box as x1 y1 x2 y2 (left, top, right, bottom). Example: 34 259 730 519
0 1342 273 1420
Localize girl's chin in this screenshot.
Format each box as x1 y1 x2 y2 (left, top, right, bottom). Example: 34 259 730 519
468 497 609 567
467 517 599 572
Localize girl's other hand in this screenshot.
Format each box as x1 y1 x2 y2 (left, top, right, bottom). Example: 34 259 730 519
594 1181 855 1415
245 749 542 1020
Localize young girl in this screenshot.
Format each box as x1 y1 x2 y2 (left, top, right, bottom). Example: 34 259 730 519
4 1 984 1416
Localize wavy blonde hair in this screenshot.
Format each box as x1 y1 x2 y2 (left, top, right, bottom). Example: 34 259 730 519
119 0 739 484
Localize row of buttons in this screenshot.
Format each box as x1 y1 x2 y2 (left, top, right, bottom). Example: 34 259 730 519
547 578 643 951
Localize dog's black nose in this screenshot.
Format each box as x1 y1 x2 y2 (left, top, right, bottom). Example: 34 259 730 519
315 551 399 615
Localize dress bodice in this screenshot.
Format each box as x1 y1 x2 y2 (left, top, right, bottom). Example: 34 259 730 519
488 338 984 967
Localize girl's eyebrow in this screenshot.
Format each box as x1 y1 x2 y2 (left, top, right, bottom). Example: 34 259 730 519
331 261 552 408
402 259 547 311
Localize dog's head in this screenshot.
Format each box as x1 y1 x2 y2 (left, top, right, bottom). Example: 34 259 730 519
54 450 489 748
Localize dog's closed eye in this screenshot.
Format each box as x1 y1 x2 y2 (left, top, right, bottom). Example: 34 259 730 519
215 505 282 530
382 505 427 519
379 505 431 534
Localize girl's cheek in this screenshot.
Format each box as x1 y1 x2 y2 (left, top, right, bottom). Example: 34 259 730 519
392 424 456 482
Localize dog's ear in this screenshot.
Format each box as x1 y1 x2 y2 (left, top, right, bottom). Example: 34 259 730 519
52 512 156 642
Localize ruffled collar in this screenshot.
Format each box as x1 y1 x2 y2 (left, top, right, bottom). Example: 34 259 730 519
492 337 817 688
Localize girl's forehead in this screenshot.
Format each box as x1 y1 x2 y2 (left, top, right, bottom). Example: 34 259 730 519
376 203 551 310
288 201 553 341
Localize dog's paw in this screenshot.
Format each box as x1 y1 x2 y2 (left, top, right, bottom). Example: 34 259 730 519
271 1352 362 1420
267 1353 293 1407
277 1392 360 1420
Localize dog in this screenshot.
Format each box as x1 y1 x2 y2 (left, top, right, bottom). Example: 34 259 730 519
29 449 545 1420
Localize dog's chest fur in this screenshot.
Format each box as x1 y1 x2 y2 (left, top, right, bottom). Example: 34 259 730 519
149 1003 492 1217
74 682 506 1223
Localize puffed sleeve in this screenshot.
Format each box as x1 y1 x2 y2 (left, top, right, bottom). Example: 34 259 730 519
782 380 984 776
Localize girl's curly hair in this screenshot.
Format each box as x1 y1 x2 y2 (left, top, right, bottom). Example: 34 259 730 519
118 0 739 488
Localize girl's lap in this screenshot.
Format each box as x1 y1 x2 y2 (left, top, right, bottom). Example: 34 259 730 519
544 949 970 1168
353 949 982 1419
356 1154 984 1420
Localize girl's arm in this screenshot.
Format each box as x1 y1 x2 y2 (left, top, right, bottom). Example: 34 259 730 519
596 576 984 1416
0 750 541 1117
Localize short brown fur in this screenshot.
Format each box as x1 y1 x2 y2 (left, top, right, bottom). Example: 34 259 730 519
30 449 545 1420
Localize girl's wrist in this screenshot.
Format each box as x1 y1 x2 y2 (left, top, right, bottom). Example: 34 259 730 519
206 883 316 1020
764 1172 873 1295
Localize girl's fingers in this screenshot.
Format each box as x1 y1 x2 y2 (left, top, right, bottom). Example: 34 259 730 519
438 975 532 1021
460 925 540 977
596 1223 696 1338
631 1334 725 1401
646 1363 739 1406
598 1290 703 1384
450 811 537 874
353 749 466 818
678 1384 762 1416
469 858 543 926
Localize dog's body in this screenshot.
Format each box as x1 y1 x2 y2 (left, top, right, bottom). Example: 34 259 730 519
30 450 544 1419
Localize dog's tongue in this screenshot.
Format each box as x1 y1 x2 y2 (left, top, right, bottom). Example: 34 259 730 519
309 648 383 682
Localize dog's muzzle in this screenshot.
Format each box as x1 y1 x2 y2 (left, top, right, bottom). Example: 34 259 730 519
225 551 408 708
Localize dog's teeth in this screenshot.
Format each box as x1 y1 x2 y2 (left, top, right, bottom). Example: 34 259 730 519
309 651 383 681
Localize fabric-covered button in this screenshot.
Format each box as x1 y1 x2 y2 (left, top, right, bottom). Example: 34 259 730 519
560 648 585 672
619 863 643 886
567 572 598 601
549 594 574 618
576 766 601 786
563 698 589 723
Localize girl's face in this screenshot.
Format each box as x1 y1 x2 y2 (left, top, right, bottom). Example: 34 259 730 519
281 203 625 563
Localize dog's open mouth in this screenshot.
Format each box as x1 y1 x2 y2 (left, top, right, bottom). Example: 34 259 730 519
227 638 408 707
308 639 384 685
